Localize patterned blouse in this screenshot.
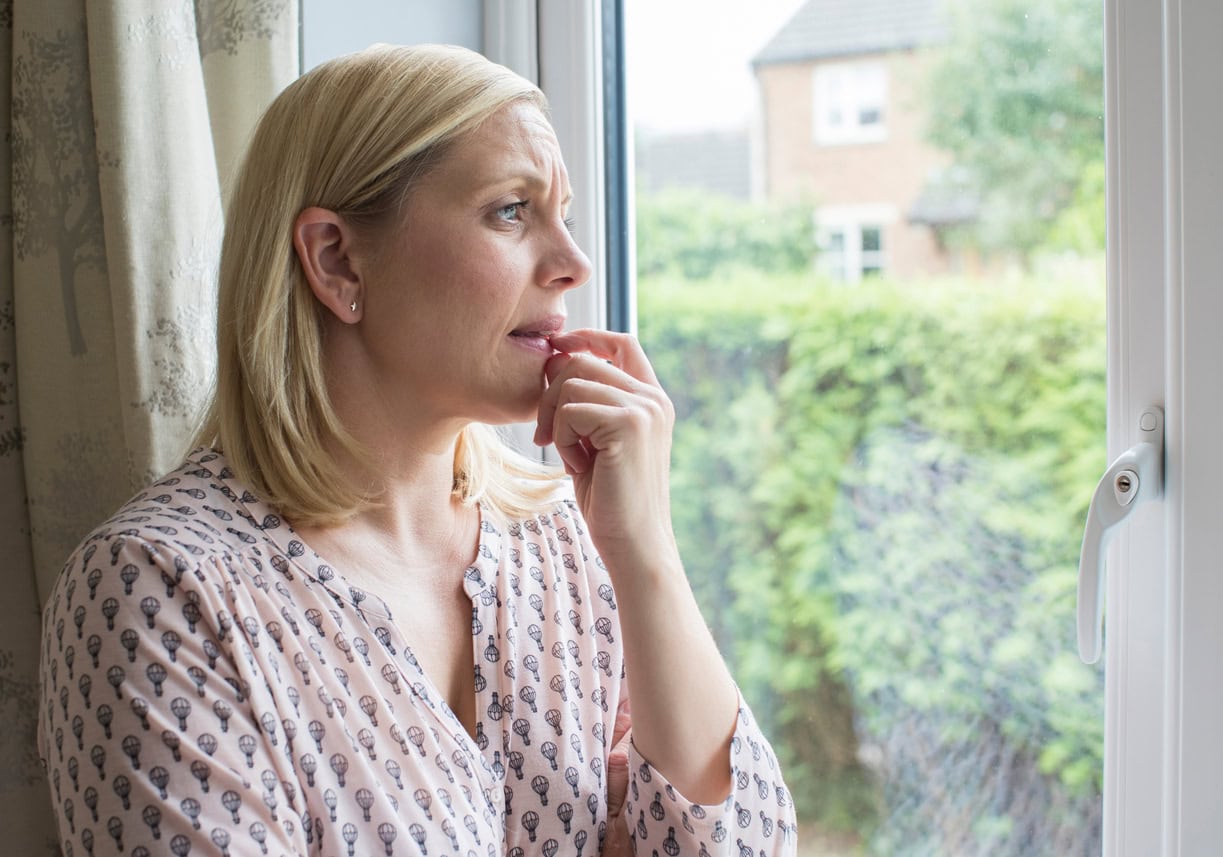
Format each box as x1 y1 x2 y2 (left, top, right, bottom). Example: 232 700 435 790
38 449 796 857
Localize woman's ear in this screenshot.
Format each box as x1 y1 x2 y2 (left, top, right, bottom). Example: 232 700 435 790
293 207 363 322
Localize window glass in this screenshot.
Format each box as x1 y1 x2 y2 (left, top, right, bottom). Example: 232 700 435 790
814 62 888 144
820 228 847 281
861 226 881 253
627 0 1105 852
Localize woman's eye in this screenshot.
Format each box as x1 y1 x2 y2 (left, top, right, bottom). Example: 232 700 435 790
496 202 526 223
563 216 577 235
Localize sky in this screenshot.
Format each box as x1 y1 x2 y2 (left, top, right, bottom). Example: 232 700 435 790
624 0 808 134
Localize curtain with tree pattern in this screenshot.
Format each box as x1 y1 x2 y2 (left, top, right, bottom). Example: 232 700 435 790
0 1 298 850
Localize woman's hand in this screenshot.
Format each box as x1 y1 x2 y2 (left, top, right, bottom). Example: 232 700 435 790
535 329 680 577
601 697 634 857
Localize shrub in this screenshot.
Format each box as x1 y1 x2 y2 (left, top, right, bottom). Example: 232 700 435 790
639 271 1106 853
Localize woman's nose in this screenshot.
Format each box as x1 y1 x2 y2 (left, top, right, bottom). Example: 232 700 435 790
543 226 593 292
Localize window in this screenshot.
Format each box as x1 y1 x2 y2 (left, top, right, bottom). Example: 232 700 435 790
817 223 885 281
813 61 888 145
629 0 1110 852
821 228 847 280
817 206 894 282
860 226 884 276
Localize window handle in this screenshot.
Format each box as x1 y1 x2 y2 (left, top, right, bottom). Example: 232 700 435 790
1077 407 1164 664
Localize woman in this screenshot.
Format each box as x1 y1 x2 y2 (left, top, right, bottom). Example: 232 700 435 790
38 44 795 856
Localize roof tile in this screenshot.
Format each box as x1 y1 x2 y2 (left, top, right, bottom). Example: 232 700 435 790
753 0 947 66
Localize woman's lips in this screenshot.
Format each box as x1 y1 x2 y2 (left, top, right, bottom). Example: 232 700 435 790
509 314 566 355
508 330 556 354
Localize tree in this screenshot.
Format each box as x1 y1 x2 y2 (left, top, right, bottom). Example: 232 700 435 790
925 0 1105 257
634 188 817 280
11 24 107 356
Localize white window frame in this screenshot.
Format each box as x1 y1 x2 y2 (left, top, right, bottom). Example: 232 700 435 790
818 227 848 281
816 203 895 282
816 222 886 281
484 0 609 336
1163 0 1223 847
812 60 889 145
1097 0 1222 852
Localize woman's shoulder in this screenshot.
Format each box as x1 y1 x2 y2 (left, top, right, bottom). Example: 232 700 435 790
65 447 276 573
490 486 611 579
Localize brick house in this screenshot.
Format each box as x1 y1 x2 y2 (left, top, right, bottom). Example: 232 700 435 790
753 0 974 281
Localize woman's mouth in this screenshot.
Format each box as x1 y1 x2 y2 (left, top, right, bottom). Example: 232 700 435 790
509 315 566 354
508 329 557 354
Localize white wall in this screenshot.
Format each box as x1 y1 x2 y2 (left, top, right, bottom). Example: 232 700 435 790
301 0 482 69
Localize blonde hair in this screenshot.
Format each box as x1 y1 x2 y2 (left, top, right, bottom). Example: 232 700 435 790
194 44 565 527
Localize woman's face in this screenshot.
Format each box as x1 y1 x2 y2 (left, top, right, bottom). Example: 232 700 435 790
355 101 591 429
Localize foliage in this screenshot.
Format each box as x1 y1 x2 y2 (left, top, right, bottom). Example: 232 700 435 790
925 0 1105 257
639 271 1106 853
641 271 879 830
634 189 818 280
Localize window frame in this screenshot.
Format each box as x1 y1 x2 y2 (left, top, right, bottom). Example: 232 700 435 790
484 0 629 337
812 60 889 146
1103 0 1166 851
815 204 895 282
1120 0 1223 852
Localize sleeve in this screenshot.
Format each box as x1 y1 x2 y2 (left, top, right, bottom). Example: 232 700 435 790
622 693 799 857
561 494 798 857
38 531 310 857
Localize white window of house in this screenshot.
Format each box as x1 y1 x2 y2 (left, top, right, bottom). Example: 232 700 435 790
820 227 848 280
818 223 885 281
813 61 888 145
860 225 884 276
817 205 894 281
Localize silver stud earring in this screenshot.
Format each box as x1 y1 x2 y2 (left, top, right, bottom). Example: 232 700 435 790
349 300 357 313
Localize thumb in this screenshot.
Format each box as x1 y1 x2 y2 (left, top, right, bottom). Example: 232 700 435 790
606 696 633 818
606 728 631 818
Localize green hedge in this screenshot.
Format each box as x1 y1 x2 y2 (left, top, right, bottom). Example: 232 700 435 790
639 271 1106 854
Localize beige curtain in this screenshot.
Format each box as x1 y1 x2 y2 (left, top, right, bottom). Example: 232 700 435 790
0 0 298 850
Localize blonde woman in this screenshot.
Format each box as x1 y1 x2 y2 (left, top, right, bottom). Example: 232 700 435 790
38 44 795 856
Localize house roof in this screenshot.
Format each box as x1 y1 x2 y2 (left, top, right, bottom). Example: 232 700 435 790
636 129 752 200
753 0 948 67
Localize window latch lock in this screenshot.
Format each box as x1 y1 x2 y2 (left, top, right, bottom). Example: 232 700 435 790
1077 407 1164 664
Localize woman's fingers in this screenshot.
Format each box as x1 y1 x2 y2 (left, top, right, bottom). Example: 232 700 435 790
548 328 660 386
535 346 670 448
611 695 632 747
540 369 668 471
534 329 677 570
551 401 629 475
606 694 635 816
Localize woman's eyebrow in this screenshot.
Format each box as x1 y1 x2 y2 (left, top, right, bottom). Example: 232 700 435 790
475 154 570 196
478 172 574 207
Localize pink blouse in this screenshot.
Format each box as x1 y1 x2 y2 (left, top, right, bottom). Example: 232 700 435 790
39 449 797 856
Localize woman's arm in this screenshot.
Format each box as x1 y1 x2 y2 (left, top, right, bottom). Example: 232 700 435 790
536 328 739 803
39 533 308 857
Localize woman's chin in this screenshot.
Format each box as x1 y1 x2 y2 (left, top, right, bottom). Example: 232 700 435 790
481 387 546 429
